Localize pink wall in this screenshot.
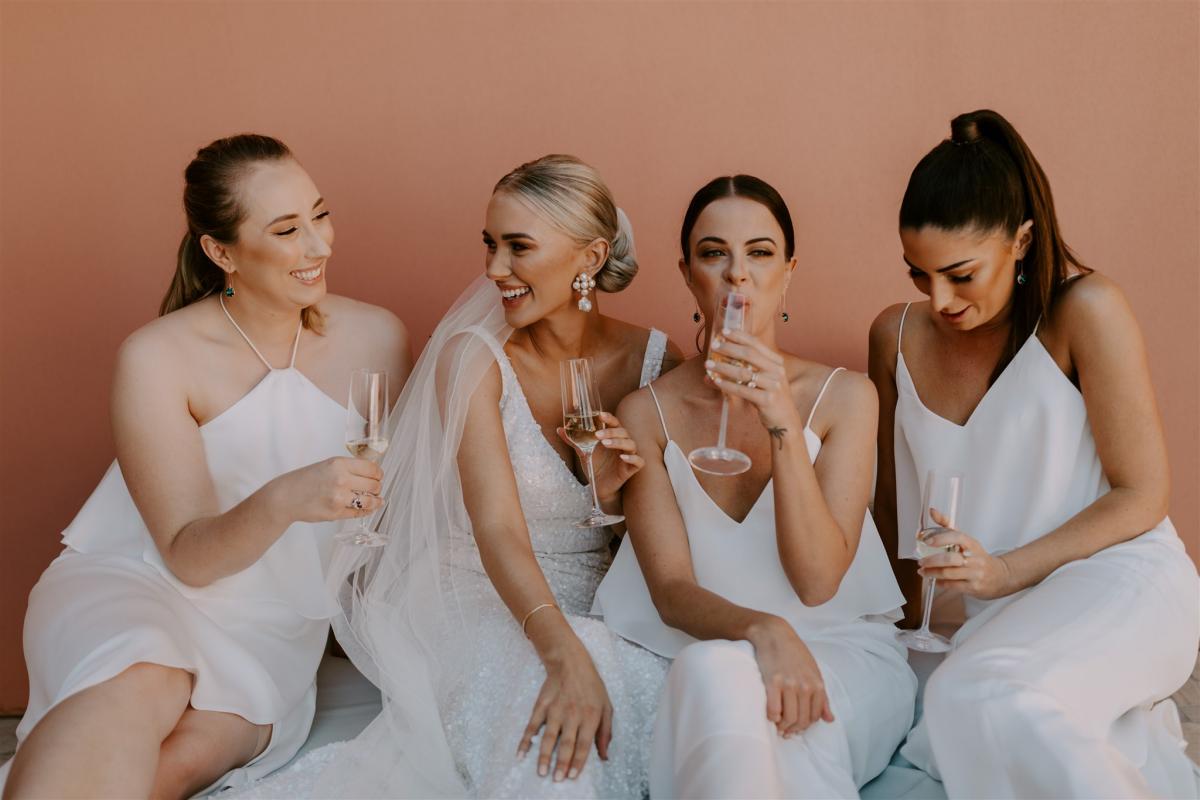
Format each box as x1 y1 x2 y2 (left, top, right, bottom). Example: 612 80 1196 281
1 2 1196 711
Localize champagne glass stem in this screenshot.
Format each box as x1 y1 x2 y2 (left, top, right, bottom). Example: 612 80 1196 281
716 396 731 449
919 577 937 635
584 450 605 517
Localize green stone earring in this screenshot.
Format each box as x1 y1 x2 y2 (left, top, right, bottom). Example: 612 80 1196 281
224 285 235 297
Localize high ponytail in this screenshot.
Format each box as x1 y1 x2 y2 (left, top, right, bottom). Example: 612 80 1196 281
160 134 324 332
899 109 1089 381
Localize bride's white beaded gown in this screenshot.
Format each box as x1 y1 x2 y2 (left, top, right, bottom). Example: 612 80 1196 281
2 313 347 794
231 324 671 799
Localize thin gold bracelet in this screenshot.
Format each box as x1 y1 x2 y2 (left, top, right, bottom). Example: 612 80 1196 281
520 602 558 636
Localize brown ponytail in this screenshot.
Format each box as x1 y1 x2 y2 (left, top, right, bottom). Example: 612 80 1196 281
160 134 323 332
899 109 1090 381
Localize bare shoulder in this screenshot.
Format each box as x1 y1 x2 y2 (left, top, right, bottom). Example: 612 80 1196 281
868 302 914 357
661 338 687 373
1049 271 1135 335
616 383 667 444
795 359 877 427
321 294 409 343
115 301 213 385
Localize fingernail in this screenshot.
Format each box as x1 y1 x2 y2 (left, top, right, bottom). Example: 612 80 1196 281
713 375 723 384
554 771 564 782
711 339 721 350
620 454 634 461
538 764 547 777
705 359 715 369
722 327 731 335
568 768 579 779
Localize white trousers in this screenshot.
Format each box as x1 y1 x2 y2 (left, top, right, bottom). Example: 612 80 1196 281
903 528 1200 799
651 620 916 799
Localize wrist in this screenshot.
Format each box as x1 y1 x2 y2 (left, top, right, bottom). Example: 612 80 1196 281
996 552 1021 595
257 476 297 528
744 613 786 647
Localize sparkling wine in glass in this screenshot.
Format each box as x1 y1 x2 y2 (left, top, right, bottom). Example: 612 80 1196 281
336 369 390 547
897 470 962 652
561 357 624 529
688 292 752 476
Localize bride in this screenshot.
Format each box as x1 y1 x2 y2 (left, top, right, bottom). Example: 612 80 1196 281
235 154 682 799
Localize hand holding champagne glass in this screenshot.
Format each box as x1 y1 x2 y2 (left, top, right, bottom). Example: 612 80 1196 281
336 369 390 547
897 470 962 652
560 358 624 528
689 291 753 476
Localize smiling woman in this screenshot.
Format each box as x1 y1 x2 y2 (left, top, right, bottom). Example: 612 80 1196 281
1 134 412 799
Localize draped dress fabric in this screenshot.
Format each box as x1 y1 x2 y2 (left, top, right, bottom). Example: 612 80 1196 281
594 369 917 799
229 328 672 800
891 302 1200 798
3 312 347 794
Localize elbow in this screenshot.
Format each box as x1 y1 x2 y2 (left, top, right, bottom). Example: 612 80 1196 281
787 564 847 608
160 543 216 588
648 579 692 629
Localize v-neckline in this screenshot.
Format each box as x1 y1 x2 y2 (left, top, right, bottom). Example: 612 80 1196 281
898 333 1040 429
664 440 775 527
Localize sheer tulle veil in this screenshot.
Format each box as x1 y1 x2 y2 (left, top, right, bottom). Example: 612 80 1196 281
315 276 513 797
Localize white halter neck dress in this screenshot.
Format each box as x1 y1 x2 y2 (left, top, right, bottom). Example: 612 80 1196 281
6 306 348 793
891 302 1200 798
595 369 917 798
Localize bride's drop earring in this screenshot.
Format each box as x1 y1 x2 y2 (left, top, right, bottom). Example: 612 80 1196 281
693 308 702 323
573 272 595 312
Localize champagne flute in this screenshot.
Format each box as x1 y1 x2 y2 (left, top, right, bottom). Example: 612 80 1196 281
688 292 752 476
561 357 624 529
897 469 962 652
335 369 390 547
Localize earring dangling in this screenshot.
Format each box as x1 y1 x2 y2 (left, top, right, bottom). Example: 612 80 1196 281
572 272 596 312
693 309 702 323
779 290 790 323
224 285 235 298
1016 261 1027 286
781 310 790 323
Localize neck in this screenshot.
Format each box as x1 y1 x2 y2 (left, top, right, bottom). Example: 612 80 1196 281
220 291 303 350
521 299 605 362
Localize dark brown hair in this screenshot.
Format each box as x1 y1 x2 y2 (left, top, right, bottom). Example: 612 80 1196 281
899 109 1089 380
680 175 795 264
160 134 323 331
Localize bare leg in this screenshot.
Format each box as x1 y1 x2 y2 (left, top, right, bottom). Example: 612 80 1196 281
4 663 192 799
150 708 270 800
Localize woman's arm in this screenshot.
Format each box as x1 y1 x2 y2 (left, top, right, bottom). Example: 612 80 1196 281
112 328 383 587
924 275 1172 597
455 362 611 782
868 304 923 625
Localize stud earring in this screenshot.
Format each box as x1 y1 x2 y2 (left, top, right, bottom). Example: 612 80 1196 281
1016 260 1027 286
693 309 702 323
572 272 595 312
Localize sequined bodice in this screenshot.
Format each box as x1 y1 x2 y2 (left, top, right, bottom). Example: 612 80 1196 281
456 327 666 615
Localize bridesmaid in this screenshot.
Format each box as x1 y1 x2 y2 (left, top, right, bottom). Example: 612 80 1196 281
3 135 411 799
596 175 915 798
868 109 1199 797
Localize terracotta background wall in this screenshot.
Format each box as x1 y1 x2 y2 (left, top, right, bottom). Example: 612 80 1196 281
1 1 1196 711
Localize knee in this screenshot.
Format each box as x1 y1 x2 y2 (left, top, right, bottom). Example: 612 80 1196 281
670 640 759 691
111 663 193 730
924 653 1043 742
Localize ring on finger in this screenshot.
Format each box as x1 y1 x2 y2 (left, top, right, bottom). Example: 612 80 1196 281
349 493 365 511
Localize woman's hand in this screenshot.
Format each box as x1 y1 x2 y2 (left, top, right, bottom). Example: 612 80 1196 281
746 616 834 737
706 330 802 436
918 508 1016 600
517 641 614 782
558 411 644 505
269 457 384 524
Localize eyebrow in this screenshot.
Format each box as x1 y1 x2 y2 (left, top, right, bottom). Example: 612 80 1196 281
266 197 325 227
903 255 976 273
695 236 777 248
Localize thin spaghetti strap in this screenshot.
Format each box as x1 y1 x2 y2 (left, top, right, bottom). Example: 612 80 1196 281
805 367 845 430
897 302 913 357
287 319 303 368
219 294 274 370
646 384 671 440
